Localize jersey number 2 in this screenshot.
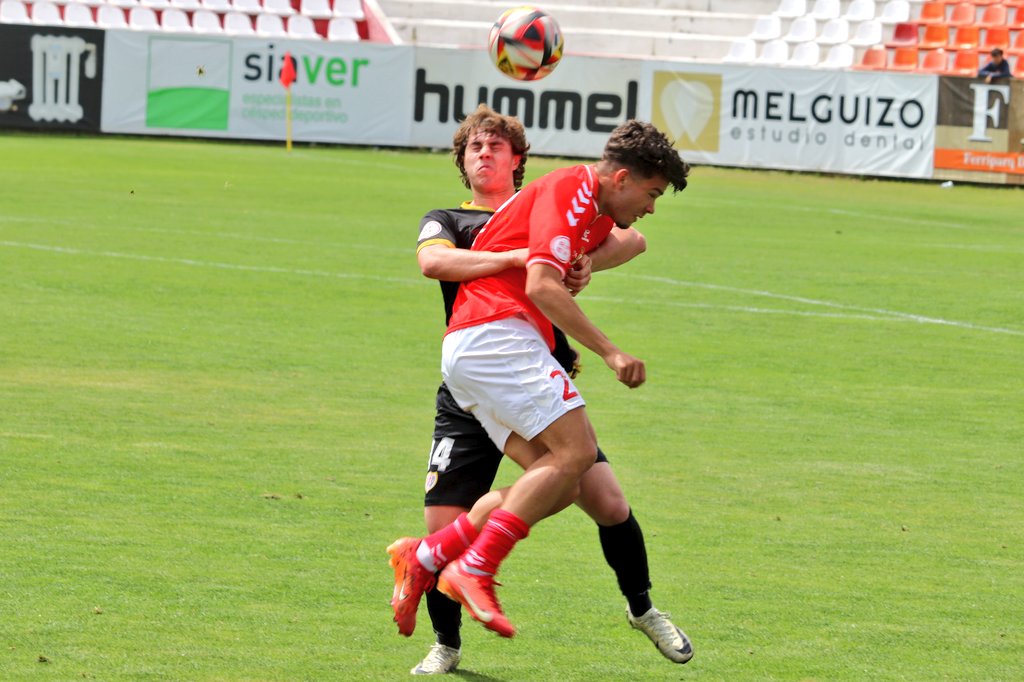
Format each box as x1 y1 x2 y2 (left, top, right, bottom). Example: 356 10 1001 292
550 370 579 401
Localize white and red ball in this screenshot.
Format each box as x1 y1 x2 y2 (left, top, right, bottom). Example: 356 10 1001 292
487 6 564 81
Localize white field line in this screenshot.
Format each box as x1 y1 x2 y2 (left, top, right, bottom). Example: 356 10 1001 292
3 240 1021 337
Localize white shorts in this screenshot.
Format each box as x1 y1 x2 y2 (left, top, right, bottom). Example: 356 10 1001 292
441 316 586 451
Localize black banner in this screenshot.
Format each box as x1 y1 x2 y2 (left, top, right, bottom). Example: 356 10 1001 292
0 24 104 132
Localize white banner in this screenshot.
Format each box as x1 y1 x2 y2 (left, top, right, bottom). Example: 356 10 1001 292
640 62 937 179
101 32 415 144
410 46 642 159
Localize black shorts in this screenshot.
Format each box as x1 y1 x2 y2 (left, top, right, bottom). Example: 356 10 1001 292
424 383 609 508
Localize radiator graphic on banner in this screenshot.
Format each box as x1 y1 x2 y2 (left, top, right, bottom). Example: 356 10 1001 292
147 37 230 130
29 34 97 123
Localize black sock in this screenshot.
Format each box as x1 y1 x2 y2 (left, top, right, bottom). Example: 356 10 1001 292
425 585 462 649
597 509 653 617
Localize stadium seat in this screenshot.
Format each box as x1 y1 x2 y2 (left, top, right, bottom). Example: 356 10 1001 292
300 0 330 18
946 47 980 73
890 45 920 68
1011 6 1024 29
326 15 358 40
773 0 807 18
844 0 877 21
788 40 821 65
820 42 856 68
63 2 96 26
848 18 883 45
222 10 253 34
140 0 169 9
201 0 230 11
191 8 221 32
915 1 947 23
161 7 189 30
0 0 31 23
945 2 977 27
971 0 1000 5
262 0 294 15
287 12 318 37
854 44 889 68
255 11 286 35
1007 28 1024 55
809 0 841 21
96 4 127 27
748 14 782 41
756 38 790 63
722 37 757 63
879 0 911 23
817 17 850 44
918 22 949 48
948 25 980 50
1014 55 1024 77
31 0 62 24
885 21 918 46
783 15 817 42
128 5 158 29
108 0 138 8
918 47 949 71
979 26 1010 51
977 3 1007 28
234 0 260 13
332 0 362 19
170 0 201 10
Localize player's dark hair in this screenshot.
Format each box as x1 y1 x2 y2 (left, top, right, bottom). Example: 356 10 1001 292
452 104 530 190
602 120 690 193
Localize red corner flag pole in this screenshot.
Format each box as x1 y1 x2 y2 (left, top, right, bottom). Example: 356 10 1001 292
279 51 296 152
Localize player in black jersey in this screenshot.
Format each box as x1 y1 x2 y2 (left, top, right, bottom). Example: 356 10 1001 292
397 105 693 674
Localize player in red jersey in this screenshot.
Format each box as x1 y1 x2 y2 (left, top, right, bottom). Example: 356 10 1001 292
397 118 690 641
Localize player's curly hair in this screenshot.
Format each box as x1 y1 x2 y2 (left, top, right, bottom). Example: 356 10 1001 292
601 120 690 193
452 104 530 190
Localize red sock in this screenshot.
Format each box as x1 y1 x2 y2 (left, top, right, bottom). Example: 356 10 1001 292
461 509 530 576
417 512 479 572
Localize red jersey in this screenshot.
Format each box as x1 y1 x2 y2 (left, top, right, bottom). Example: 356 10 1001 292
446 164 615 349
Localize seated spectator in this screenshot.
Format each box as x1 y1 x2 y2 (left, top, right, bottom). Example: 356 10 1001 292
978 48 1012 83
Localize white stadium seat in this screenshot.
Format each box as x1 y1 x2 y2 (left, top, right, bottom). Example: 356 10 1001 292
756 39 789 64
848 18 882 46
300 0 329 18
287 12 318 37
783 15 817 42
31 0 62 24
128 5 158 29
161 7 190 30
191 8 221 32
332 0 361 19
255 11 286 35
262 0 294 16
0 0 31 23
223 10 254 34
809 0 840 21
327 15 357 40
844 0 877 22
722 37 757 63
879 0 910 24
201 0 231 12
63 2 96 26
788 40 820 66
748 14 782 41
817 18 849 45
108 0 138 8
97 4 128 27
233 0 260 13
140 0 170 9
773 0 807 19
819 42 855 68
170 0 201 10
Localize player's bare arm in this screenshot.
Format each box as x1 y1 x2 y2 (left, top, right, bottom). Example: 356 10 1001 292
588 228 646 272
418 244 528 281
526 263 645 388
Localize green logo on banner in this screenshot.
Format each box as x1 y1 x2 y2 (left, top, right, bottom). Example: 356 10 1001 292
147 37 231 130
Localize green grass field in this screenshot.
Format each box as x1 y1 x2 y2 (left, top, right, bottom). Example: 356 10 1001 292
1 132 1021 681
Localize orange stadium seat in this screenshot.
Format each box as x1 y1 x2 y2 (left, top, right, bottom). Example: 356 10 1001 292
916 1 947 24
1014 55 1024 77
971 0 1000 5
891 46 920 69
944 2 976 27
886 21 919 46
855 45 889 69
976 3 1007 27
919 22 949 47
948 24 980 50
1010 6 1024 28
919 47 950 71
1007 28 1024 55
946 48 980 73
979 26 1011 51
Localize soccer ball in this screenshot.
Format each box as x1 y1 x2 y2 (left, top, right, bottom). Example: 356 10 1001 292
487 6 564 81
